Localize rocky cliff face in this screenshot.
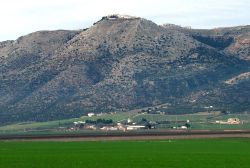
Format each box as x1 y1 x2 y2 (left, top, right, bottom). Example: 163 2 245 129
0 15 249 124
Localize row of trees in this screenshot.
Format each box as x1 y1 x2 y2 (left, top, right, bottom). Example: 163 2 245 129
85 119 113 124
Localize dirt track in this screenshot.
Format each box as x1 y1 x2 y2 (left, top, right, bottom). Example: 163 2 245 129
1 130 250 141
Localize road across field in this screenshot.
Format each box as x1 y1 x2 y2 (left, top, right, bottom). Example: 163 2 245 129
1 130 250 141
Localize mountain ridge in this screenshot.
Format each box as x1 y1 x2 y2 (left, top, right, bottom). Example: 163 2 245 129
0 15 249 124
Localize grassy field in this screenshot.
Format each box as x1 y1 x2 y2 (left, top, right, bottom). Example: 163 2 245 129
0 139 250 168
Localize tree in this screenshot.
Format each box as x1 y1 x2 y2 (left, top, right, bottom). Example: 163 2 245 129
185 123 191 129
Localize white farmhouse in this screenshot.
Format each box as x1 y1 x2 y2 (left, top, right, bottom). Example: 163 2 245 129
88 113 95 117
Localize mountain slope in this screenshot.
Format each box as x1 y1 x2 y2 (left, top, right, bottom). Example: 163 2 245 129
165 25 250 61
0 15 249 124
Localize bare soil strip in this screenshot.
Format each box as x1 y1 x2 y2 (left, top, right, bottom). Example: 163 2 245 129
16 134 250 142
1 130 250 141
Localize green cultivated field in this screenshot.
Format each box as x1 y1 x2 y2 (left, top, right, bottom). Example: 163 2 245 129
1 139 250 168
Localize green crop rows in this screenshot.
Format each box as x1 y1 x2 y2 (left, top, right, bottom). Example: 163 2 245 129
1 139 250 168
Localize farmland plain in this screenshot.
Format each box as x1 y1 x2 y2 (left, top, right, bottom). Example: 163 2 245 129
1 112 250 136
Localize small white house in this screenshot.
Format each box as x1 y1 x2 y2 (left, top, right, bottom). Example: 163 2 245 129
88 113 95 117
180 126 188 129
126 125 145 130
127 118 132 123
73 121 85 125
100 126 118 131
227 118 240 124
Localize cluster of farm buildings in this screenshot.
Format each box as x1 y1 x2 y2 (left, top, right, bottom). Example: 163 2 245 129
215 118 241 124
72 112 192 131
73 117 155 132
71 110 241 132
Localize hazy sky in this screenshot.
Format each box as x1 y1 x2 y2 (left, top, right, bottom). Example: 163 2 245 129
0 0 249 41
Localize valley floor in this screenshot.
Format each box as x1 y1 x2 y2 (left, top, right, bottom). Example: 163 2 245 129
1 112 250 136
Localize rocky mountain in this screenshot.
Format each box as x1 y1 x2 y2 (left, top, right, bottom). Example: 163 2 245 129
0 15 249 124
